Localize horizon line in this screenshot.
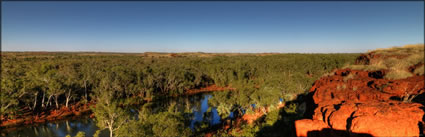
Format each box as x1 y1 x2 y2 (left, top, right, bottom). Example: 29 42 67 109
0 50 364 54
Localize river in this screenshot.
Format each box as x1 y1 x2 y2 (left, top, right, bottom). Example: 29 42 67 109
1 93 237 137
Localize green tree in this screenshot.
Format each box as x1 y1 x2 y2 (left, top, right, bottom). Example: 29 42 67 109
0 60 26 117
74 131 86 137
65 131 86 137
117 111 192 137
91 76 130 137
58 62 80 108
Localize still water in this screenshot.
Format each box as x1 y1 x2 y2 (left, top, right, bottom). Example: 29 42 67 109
1 94 234 137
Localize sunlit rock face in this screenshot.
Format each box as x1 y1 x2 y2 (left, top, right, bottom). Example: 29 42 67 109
296 68 425 137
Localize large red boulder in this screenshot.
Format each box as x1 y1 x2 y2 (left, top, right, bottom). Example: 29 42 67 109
296 68 425 137
349 101 424 136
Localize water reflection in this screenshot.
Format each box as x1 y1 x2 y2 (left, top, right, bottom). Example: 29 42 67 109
189 95 223 130
1 93 234 137
1 116 109 137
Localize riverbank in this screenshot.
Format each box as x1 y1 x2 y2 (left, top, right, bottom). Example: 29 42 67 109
0 84 235 129
0 102 93 129
204 100 287 137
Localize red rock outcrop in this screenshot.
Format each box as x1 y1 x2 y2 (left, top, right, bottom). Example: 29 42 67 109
296 68 425 137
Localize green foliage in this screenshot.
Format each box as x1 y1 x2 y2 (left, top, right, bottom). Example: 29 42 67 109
116 111 192 137
264 109 280 126
65 131 86 137
148 112 192 137
1 52 359 135
1 61 26 116
93 130 101 137
91 78 130 137
216 103 233 119
115 119 152 137
74 131 86 137
218 102 304 137
284 103 298 114
250 86 280 107
232 124 260 137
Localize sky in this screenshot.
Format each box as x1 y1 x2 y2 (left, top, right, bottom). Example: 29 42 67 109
2 2 424 53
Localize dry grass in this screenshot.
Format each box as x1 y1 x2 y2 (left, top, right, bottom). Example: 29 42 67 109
336 84 347 90
382 50 424 79
384 69 414 80
414 65 424 75
370 44 424 54
321 70 336 77
343 64 387 71
343 73 356 82
347 44 424 79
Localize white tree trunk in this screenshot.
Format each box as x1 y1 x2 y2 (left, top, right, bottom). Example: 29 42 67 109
65 98 70 108
65 90 72 108
33 92 38 110
47 95 53 108
55 95 59 109
84 81 88 100
109 126 113 137
41 92 45 108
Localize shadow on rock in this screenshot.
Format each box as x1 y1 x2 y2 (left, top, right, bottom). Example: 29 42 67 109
307 128 373 137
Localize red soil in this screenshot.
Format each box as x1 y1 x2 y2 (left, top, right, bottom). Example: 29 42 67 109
0 102 94 128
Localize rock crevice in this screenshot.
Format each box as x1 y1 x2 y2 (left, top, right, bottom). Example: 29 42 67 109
295 68 425 137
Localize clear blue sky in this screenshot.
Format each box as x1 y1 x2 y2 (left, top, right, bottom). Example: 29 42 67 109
2 2 424 53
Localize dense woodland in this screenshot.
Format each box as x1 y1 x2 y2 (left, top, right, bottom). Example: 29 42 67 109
1 53 359 136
